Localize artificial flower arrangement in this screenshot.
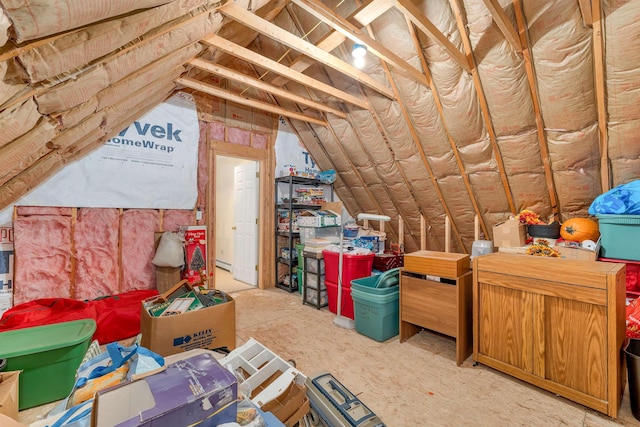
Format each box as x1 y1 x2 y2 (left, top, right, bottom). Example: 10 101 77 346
517 209 545 225
525 238 560 257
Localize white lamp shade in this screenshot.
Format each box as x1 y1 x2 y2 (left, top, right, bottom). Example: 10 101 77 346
352 44 367 58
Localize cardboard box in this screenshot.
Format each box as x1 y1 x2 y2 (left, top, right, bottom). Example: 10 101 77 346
0 371 19 421
493 219 527 248
261 382 308 425
403 250 470 278
554 243 600 262
140 295 236 357
92 352 237 427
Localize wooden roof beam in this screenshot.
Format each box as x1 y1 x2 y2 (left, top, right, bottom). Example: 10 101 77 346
393 0 471 73
591 0 609 190
512 0 559 217
176 76 328 126
291 0 430 87
189 58 348 118
218 2 395 99
201 35 369 109
450 0 516 216
270 0 394 87
579 0 594 27
481 0 522 52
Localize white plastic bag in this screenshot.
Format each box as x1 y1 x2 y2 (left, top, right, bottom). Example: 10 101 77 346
152 231 184 267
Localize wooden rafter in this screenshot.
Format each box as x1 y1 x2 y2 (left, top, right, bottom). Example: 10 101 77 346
291 0 429 87
450 0 516 215
592 0 609 191
218 2 395 99
201 35 369 109
270 0 393 87
579 0 594 27
406 17 473 252
189 58 347 118
512 0 559 217
481 0 522 52
393 0 471 73
176 76 328 126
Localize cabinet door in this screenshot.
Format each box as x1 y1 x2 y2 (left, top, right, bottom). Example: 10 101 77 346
477 283 533 372
543 296 607 400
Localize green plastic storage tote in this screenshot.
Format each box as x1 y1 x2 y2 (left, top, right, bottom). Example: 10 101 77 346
351 286 399 342
0 319 96 409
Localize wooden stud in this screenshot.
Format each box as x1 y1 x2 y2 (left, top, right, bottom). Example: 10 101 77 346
450 0 517 216
207 127 215 290
69 208 77 299
591 0 609 192
420 214 427 250
512 0 559 217
445 215 451 253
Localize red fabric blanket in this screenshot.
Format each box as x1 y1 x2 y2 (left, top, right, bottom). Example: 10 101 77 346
0 289 158 344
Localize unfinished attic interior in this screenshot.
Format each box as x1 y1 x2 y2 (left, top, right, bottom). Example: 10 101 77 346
1 0 640 425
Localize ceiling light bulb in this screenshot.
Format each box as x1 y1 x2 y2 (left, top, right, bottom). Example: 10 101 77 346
352 44 367 58
354 56 366 69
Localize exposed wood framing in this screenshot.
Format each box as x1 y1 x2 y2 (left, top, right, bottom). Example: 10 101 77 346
69 207 77 299
177 76 328 126
450 0 516 215
206 130 215 289
207 138 271 289
579 0 594 27
189 58 347 118
202 35 369 109
218 2 395 99
291 0 430 87
592 0 609 192
270 0 393 87
393 0 471 73
512 0 559 218
406 18 476 252
480 0 522 52
420 214 427 250
362 47 439 250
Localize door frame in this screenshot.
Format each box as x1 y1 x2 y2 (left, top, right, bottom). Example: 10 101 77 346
208 138 274 290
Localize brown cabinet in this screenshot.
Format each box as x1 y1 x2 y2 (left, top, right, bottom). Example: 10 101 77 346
473 253 626 418
399 251 473 366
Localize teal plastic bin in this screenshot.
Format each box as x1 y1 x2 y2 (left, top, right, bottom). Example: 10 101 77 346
351 269 400 342
597 214 640 261
0 319 96 409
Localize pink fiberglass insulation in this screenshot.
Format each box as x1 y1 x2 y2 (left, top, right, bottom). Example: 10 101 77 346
74 208 120 300
121 209 160 292
163 210 194 232
16 206 72 216
13 215 72 304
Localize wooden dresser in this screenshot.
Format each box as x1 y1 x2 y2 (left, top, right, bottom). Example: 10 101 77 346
473 253 626 418
399 251 473 366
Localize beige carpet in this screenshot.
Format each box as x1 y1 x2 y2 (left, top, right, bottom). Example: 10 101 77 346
230 288 638 427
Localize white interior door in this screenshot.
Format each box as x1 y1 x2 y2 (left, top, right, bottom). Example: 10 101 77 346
233 162 258 286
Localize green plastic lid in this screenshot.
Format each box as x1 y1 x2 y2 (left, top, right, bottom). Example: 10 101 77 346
0 319 96 359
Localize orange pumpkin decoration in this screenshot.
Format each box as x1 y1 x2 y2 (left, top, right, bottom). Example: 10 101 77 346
560 218 600 242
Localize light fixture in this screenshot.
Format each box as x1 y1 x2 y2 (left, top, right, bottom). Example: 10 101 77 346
352 44 367 69
352 43 367 58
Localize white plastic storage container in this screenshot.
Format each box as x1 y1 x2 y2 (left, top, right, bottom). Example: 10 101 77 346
299 226 340 244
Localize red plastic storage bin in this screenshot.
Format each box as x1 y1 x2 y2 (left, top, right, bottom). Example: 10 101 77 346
600 257 640 297
322 250 374 287
326 280 355 320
